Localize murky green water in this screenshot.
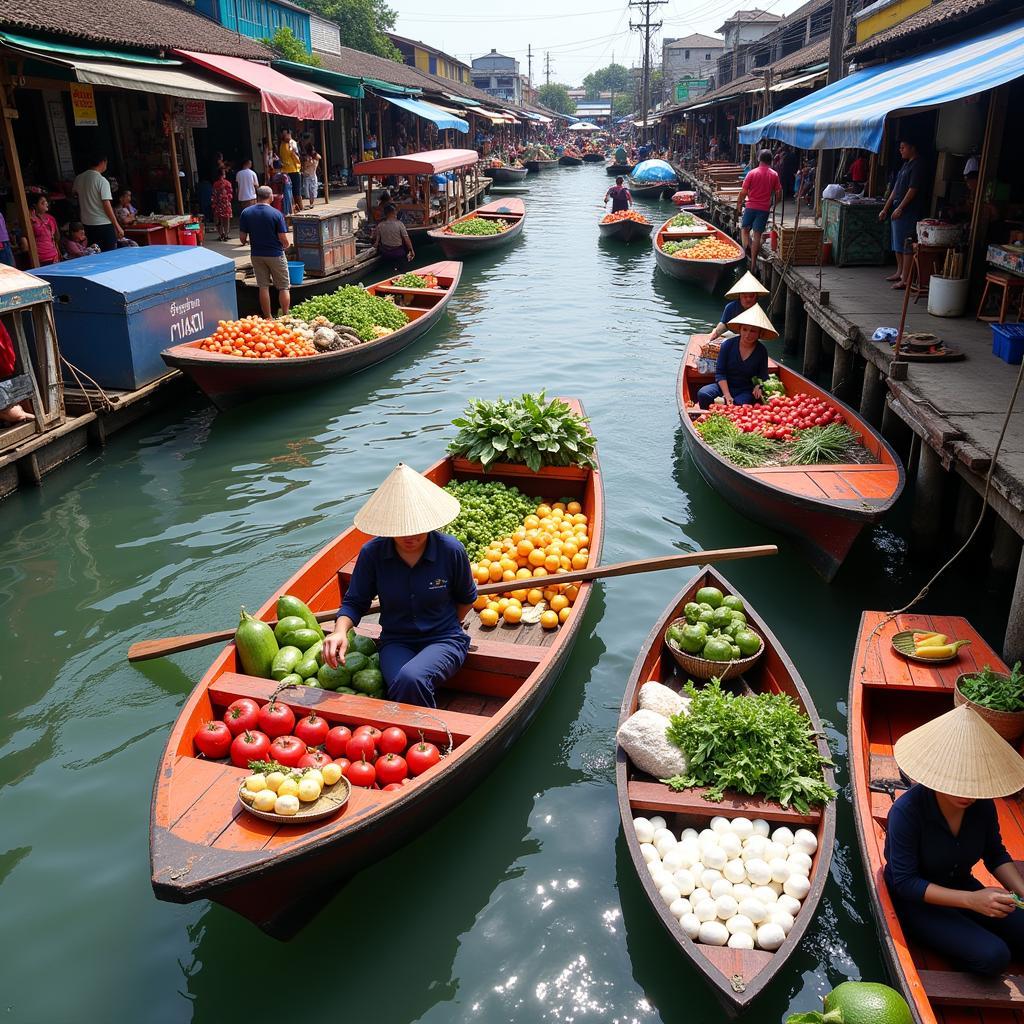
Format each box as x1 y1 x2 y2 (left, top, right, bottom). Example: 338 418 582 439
1 165 1013 1023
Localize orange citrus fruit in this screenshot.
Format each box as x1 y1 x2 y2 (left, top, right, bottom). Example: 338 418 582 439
479 608 499 627
559 607 571 623
503 604 523 624
571 553 588 570
550 594 569 612
567 501 582 515
473 594 490 610
528 548 546 567
526 588 544 606
540 610 559 630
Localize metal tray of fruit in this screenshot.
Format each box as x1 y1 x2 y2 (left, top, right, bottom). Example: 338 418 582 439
239 776 351 823
891 630 960 664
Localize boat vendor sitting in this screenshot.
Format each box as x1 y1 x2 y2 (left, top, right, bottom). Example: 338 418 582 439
604 176 632 213
697 303 775 409
374 204 414 264
322 464 476 709
614 143 628 165
708 271 769 341
885 704 1024 976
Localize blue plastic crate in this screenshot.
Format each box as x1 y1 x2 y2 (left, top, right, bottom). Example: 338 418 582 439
992 322 1024 365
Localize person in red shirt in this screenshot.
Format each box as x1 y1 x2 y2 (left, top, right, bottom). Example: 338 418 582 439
736 149 781 273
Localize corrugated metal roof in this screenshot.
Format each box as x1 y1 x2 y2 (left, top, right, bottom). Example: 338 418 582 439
848 0 1006 55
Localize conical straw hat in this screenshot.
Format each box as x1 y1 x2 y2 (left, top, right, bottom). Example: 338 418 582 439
725 271 770 298
893 704 1024 799
353 463 461 537
727 302 779 340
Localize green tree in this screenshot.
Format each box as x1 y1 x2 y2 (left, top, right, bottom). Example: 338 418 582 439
583 63 630 98
263 27 322 66
299 0 402 60
612 94 634 118
538 84 576 115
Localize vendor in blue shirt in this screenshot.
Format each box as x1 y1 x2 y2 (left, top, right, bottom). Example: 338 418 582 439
322 464 476 708
708 271 769 342
884 704 1024 976
697 302 775 409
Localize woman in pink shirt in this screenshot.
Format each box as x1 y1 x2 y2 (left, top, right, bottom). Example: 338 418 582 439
736 149 781 273
23 194 60 266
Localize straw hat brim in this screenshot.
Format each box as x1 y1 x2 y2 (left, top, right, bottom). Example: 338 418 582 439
725 271 770 298
893 704 1024 799
727 301 779 340
353 463 461 537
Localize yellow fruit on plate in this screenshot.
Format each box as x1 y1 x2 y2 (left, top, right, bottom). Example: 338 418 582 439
253 790 278 812
239 787 258 805
244 773 267 793
274 794 300 816
277 778 300 798
321 762 342 786
297 777 322 803
265 771 286 793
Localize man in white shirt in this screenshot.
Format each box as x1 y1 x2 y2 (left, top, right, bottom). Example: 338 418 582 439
236 158 259 210
72 154 123 251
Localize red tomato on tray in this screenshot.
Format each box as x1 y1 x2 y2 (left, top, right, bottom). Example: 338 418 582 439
344 758 376 788
378 727 408 755
406 741 441 776
375 753 408 785
268 734 305 768
258 701 295 739
325 727 353 758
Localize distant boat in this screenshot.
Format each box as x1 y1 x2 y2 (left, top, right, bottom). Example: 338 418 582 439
598 213 653 243
427 198 526 259
486 166 528 182
628 159 679 198
654 214 743 293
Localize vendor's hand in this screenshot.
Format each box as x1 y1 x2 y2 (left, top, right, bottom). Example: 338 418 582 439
406 251 415 262
752 385 763 400
724 395 734 406
321 630 348 669
966 887 1016 918
115 225 125 239
878 209 887 223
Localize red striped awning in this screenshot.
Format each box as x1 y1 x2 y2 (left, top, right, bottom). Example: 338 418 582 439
174 50 334 120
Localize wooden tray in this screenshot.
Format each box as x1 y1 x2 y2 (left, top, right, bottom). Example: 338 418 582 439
239 777 351 824
891 630 961 664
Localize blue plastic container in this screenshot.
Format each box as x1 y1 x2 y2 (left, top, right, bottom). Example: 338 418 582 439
287 261 305 286
992 322 1024 365
33 246 237 390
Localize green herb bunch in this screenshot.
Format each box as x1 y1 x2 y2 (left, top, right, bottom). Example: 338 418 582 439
960 662 1024 712
441 480 539 560
663 677 835 812
662 238 702 255
292 286 408 341
447 392 598 473
669 213 700 227
391 273 428 289
449 218 506 236
788 423 859 465
697 415 774 468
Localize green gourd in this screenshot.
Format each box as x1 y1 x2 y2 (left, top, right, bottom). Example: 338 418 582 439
234 608 279 678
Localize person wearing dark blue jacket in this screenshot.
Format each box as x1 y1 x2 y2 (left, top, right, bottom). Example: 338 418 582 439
697 302 776 409
885 704 1024 976
322 464 476 708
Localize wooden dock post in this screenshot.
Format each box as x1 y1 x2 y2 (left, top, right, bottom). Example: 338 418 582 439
991 515 1023 575
859 363 886 427
784 284 801 356
831 342 854 400
952 477 983 543
910 442 946 552
770 265 785 320
1005 550 1024 664
802 317 822 379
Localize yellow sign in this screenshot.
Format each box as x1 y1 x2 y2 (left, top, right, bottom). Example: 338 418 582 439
71 83 97 127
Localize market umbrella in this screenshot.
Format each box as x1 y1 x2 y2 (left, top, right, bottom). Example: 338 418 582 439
568 122 601 132
630 159 676 182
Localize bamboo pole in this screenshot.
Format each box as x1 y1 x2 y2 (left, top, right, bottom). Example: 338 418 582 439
166 96 184 216
0 68 37 266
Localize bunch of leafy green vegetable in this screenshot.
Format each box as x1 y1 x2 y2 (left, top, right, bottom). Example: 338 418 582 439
959 662 1024 712
663 677 835 812
669 212 700 227
447 392 598 472
662 238 702 255
697 415 774 468
390 273 427 289
752 373 786 399
448 218 506 236
441 480 539 560
292 286 408 341
788 423 859 465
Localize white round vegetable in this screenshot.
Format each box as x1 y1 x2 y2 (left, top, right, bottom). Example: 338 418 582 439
648 816 667 831
633 817 655 844
655 836 677 858
741 836 768 861
653 827 676 844
745 858 771 886
673 869 696 896
769 908 795 934
727 931 755 950
777 894 802 917
731 817 754 840
677 840 702 869
710 878 734 900
756 923 786 951
762 841 785 864
694 899 717 923
783 874 811 900
769 858 792 884
752 818 770 837
793 828 818 855
710 816 732 834
702 845 727 871
715 895 738 921
770 880 784 897
659 883 682 905
662 847 687 872
650 868 674 890
738 898 767 924
252 789 277 812
669 897 692 919
274 794 300 816
679 913 701 939
719 832 742 859
641 843 660 864
732 883 754 902
723 859 746 884
700 868 723 891
772 826 795 848
726 913 756 937
787 851 812 876
698 921 729 946
697 828 718 846
680 827 699 842
690 887 711 908
753 885 779 906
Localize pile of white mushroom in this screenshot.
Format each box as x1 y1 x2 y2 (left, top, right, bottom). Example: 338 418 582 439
632 814 817 951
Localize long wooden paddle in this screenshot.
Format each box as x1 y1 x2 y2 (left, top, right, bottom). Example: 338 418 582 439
126 544 776 663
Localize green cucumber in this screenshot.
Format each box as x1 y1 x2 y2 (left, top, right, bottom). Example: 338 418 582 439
235 608 279 678
274 616 307 644
279 627 322 652
276 594 325 638
271 646 303 680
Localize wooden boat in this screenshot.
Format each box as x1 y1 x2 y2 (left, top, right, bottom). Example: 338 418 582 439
598 214 653 243
617 566 835 1015
655 214 744 293
628 175 679 198
161 261 461 410
150 402 604 937
849 611 1024 1024
525 158 557 173
486 165 528 182
559 155 583 166
582 152 605 163
677 335 904 580
606 161 634 176
427 198 525 258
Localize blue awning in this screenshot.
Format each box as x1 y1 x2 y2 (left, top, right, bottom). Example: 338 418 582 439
380 94 468 133
739 18 1024 151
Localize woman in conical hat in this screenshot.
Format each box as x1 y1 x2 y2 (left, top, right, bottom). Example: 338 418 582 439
884 704 1024 976
321 463 477 709
696 302 777 410
708 271 769 342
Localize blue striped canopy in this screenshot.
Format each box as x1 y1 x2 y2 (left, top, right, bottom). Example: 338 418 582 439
631 159 676 182
382 95 468 133
738 18 1024 152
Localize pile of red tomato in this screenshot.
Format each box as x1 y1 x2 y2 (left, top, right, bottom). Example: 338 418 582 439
697 393 844 441
192 697 443 791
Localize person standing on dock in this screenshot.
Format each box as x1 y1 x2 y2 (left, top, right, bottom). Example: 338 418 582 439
736 149 780 275
238 186 291 320
72 154 124 252
236 158 259 211
697 303 775 409
879 138 926 290
278 129 303 213
604 176 632 213
708 271 769 341
322 463 477 709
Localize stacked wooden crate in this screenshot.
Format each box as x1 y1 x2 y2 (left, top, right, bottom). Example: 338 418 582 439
779 226 824 265
292 209 358 278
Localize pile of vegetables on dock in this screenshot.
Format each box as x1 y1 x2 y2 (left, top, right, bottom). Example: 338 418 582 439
602 210 650 224
445 217 508 236
665 586 762 662
631 812 820 951
447 392 597 472
662 236 738 260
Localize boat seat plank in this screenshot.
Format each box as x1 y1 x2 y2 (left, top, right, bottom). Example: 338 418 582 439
372 286 448 297
171 770 253 848
168 755 227 827
921 970 1024 1008
842 470 900 500
627 779 822 825
210 804 282 852
698 944 775 982
747 469 829 500
209 674 488 743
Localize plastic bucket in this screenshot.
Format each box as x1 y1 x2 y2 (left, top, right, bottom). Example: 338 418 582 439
927 275 969 317
287 261 305 286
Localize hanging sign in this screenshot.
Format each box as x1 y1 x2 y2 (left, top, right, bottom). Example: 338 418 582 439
173 98 207 129
70 83 98 126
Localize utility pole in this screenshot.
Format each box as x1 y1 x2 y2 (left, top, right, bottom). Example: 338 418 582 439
527 44 533 93
630 0 666 142
544 51 552 86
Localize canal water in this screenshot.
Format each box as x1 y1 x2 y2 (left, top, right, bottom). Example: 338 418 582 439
0 165 1012 1023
